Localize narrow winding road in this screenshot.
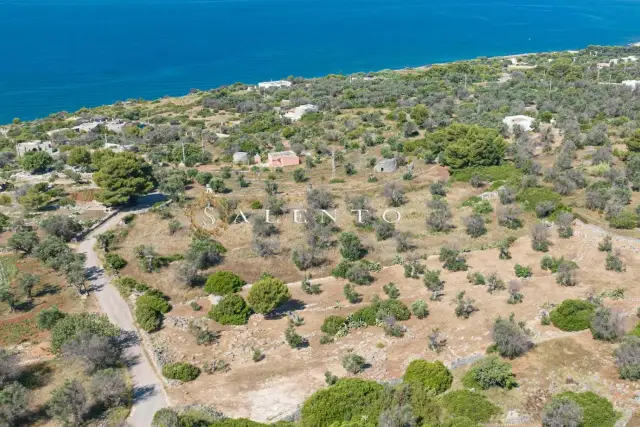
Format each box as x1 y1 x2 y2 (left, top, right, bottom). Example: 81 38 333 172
78 197 168 427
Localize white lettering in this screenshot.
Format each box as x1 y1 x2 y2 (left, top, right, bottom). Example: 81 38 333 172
350 209 369 224
382 209 401 223
265 210 279 224
293 209 308 224
320 209 338 224
231 209 250 224
203 207 216 226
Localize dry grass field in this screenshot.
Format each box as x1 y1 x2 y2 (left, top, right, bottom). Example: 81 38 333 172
142 221 640 424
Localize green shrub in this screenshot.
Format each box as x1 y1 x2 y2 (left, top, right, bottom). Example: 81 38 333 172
461 356 517 390
113 276 149 297
137 293 171 314
411 300 429 319
550 299 596 332
339 232 366 261
351 305 378 326
161 362 201 382
321 316 347 335
609 212 639 229
204 271 246 295
516 187 562 212
247 277 291 315
208 295 252 325
441 390 500 423
135 304 162 332
331 260 351 278
403 360 452 394
342 353 367 374
51 313 119 353
377 299 411 321
450 164 522 185
37 306 66 330
105 253 127 270
300 379 384 427
514 264 532 278
553 391 620 427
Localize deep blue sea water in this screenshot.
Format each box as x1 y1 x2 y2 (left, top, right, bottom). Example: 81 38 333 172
1 0 640 124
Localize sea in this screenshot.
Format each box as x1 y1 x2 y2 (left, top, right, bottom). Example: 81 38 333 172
1 0 640 124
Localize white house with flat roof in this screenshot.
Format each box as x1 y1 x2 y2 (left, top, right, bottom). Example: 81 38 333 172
258 80 292 89
16 140 54 157
622 80 640 89
503 115 535 132
72 122 101 133
283 104 318 122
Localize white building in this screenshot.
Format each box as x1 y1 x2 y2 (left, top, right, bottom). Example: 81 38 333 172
258 80 292 89
283 104 318 122
233 152 249 164
72 122 101 133
502 115 535 132
105 119 127 133
622 80 640 89
16 140 54 157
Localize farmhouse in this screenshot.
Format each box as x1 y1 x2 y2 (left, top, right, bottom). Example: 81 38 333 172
374 158 397 173
267 150 299 167
16 140 54 157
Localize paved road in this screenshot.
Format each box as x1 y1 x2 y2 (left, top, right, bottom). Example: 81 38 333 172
78 201 168 427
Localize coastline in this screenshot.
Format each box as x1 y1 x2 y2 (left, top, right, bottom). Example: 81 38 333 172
3 42 640 126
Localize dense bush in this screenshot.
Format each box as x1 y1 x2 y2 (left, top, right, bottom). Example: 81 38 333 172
37 306 66 330
492 315 532 359
439 248 468 272
105 253 127 270
113 276 149 297
342 353 367 374
246 277 291 315
550 299 596 332
550 391 620 427
321 316 347 335
377 299 411 321
542 396 583 427
51 313 119 353
351 305 378 326
161 362 201 382
339 232 366 261
514 264 532 278
516 187 562 212
411 300 429 319
402 360 452 394
614 336 640 380
137 293 171 314
208 294 252 325
590 306 624 341
461 356 517 390
300 379 384 427
135 304 163 332
204 271 246 295
440 390 500 424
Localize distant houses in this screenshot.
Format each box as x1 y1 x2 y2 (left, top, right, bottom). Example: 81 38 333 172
258 80 292 90
72 118 129 134
16 140 54 157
